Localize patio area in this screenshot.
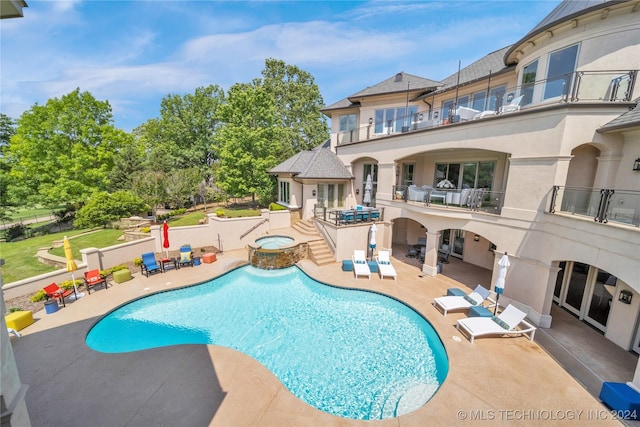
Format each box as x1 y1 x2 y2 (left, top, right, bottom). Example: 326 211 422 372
8 247 625 426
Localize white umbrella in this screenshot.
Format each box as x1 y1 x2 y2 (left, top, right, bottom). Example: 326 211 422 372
493 252 510 314
363 174 373 206
369 223 377 261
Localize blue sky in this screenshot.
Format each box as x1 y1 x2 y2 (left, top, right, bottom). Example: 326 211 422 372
1 0 561 132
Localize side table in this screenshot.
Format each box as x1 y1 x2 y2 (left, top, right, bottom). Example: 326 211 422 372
160 258 178 272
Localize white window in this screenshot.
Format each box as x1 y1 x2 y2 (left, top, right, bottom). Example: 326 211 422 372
544 44 579 100
279 181 290 204
374 106 418 134
339 114 357 132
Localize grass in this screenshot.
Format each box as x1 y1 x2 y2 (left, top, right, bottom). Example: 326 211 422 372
0 209 219 284
4 205 63 222
215 208 260 218
0 228 124 284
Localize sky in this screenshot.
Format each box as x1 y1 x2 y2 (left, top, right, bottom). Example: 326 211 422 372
1 0 562 132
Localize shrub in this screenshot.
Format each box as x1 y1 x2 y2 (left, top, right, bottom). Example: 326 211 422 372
8 307 22 313
31 290 47 302
75 190 148 228
215 209 225 217
133 257 143 267
140 226 151 233
269 202 286 211
4 222 27 241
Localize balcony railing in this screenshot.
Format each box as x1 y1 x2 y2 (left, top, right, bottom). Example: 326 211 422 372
395 185 504 215
549 186 640 227
335 69 637 146
314 205 384 226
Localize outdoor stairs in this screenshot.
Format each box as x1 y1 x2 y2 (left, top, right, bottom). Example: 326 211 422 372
292 220 334 266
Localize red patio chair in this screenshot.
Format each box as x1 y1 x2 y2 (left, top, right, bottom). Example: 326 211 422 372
84 269 107 294
43 282 76 308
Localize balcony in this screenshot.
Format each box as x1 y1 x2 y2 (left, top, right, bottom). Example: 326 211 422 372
394 185 504 215
550 186 640 227
335 69 637 146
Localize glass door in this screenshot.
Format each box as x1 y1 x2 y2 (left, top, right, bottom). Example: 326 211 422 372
561 261 589 317
584 269 614 331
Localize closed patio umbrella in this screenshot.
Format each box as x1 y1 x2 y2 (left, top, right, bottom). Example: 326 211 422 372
369 223 377 261
162 221 170 259
64 236 83 299
363 174 373 206
493 252 510 314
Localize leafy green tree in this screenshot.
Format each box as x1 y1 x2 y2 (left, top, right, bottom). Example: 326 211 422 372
257 58 329 158
107 138 146 192
215 83 284 205
5 88 129 208
74 190 148 228
0 113 16 154
165 167 203 208
130 170 166 216
148 85 225 176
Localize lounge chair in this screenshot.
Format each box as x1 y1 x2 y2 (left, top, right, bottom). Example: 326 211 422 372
141 252 162 277
43 282 77 307
352 250 371 279
456 304 537 343
178 245 194 268
433 284 494 317
375 251 397 281
84 269 107 294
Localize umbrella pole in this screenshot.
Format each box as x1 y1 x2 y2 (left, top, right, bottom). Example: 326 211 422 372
494 294 500 315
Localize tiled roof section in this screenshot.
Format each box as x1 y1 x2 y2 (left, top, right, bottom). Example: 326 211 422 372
269 148 353 179
322 96 360 112
348 72 441 99
438 46 513 90
505 0 616 64
598 101 640 132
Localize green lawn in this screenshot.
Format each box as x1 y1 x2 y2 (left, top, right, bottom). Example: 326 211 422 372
4 206 62 222
0 210 217 284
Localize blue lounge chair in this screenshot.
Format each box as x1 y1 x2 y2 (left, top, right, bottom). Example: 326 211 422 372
141 252 162 277
178 245 194 268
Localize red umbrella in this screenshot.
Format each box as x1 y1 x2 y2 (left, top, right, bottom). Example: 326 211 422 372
162 221 170 258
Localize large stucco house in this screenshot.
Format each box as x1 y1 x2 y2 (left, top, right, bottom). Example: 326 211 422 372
271 0 640 360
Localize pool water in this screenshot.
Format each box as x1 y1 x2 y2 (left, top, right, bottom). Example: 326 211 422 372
255 235 294 249
86 266 448 420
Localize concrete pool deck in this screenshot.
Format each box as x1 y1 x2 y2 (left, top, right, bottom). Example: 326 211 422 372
10 249 620 426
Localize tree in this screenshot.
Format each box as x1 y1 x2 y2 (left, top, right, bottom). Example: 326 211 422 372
165 167 203 208
149 85 225 176
107 137 146 192
5 88 129 208
130 170 166 216
215 83 284 205
256 58 329 158
74 190 148 228
0 113 16 155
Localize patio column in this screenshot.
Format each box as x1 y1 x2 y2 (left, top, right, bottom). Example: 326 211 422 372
421 230 440 277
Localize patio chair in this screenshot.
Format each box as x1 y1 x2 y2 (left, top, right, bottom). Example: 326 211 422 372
433 284 494 317
178 245 194 268
352 250 371 279
375 251 397 281
499 95 524 114
84 269 107 294
43 282 77 307
438 244 451 263
141 252 162 277
456 304 537 343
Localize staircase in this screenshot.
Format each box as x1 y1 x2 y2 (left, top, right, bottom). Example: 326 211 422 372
292 220 334 266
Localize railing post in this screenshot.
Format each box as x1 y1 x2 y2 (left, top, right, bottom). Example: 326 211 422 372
549 185 559 213
595 189 614 223
571 71 583 102
625 70 637 102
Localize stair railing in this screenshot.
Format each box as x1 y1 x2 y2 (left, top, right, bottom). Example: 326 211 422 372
240 218 269 240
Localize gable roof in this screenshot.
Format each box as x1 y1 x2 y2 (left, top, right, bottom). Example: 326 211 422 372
269 147 353 180
322 71 441 113
598 101 640 133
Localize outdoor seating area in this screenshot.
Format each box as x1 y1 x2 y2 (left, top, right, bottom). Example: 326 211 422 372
329 206 381 225
141 252 162 277
433 284 494 317
456 304 537 343
351 250 371 279
84 269 107 294
375 250 397 281
43 282 76 307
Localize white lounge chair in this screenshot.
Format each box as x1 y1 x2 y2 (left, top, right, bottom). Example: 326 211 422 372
456 304 537 343
433 284 494 316
375 251 397 281
352 250 371 279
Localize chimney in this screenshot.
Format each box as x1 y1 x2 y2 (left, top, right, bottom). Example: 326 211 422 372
395 72 403 82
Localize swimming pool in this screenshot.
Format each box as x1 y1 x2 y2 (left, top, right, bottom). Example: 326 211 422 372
86 265 448 420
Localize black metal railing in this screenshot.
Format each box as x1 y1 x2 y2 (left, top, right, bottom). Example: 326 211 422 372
395 184 504 214
313 205 384 226
334 69 637 146
550 186 640 227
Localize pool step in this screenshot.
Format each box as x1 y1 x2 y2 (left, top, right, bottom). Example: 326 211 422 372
370 381 438 419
